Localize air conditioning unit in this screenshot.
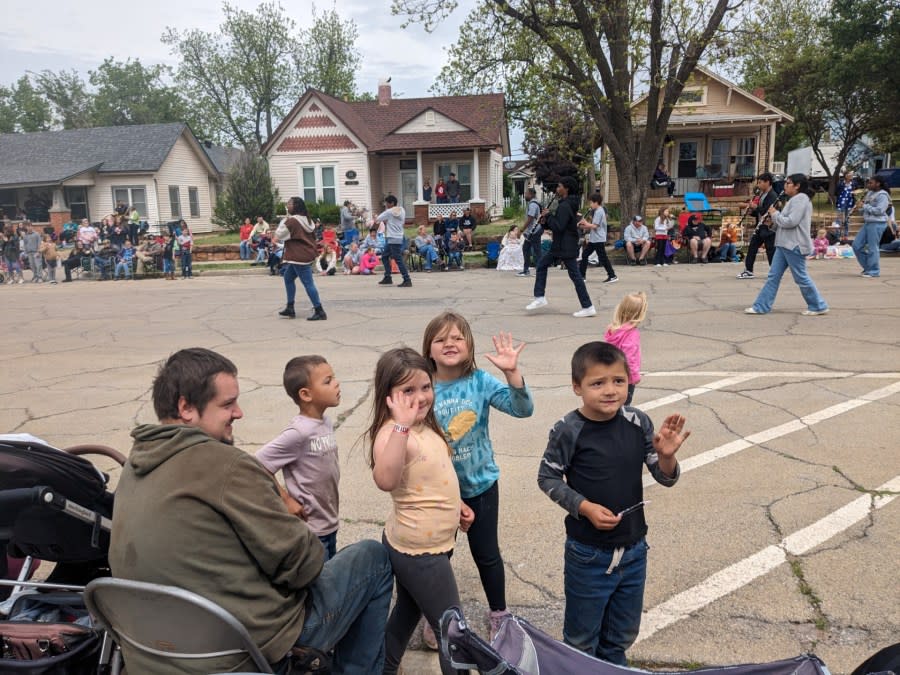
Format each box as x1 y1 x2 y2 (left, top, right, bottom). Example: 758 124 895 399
771 161 785 174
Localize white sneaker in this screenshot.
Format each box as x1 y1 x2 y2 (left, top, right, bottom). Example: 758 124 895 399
801 308 829 316
526 297 548 310
573 305 597 318
744 307 763 314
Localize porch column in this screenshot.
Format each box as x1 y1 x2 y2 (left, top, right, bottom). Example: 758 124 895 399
472 148 480 200
417 149 423 201
48 186 71 233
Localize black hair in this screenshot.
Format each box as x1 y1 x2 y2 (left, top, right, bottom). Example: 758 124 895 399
288 197 308 216
384 195 398 206
589 192 603 205
757 172 774 184
283 355 328 405
560 176 579 194
868 175 888 193
571 341 630 383
152 348 238 420
786 173 814 197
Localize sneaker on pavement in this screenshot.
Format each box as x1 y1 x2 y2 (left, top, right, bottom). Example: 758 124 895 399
801 308 829 316
573 305 597 318
489 610 511 642
603 276 618 284
526 297 548 310
378 278 393 285
744 307 764 314
516 271 531 277
398 279 412 287
737 270 754 279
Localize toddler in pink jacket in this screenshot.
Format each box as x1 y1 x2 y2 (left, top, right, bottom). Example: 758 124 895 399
603 291 648 405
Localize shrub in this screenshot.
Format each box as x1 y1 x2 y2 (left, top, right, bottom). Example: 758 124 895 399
306 201 341 224
212 155 279 231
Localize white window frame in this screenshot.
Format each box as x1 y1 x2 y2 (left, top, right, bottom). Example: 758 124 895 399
188 187 200 218
168 186 182 219
298 164 338 205
676 86 708 107
436 162 472 201
111 186 148 219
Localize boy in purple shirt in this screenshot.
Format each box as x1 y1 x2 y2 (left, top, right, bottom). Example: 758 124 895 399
256 356 342 559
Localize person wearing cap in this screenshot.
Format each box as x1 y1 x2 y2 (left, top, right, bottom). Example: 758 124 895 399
683 212 712 263
623 215 651 265
526 176 596 318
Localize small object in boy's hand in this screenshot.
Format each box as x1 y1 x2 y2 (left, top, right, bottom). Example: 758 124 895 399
617 500 650 518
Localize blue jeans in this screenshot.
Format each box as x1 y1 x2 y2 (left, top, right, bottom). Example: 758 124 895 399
240 240 251 260
318 532 337 561
751 246 828 314
283 263 322 308
181 251 192 277
380 242 410 282
417 244 439 269
163 258 174 274
295 540 393 674
839 207 852 239
114 261 131 279
563 537 648 665
852 221 887 276
718 242 736 262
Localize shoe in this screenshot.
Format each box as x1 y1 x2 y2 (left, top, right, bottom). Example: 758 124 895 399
737 270 755 279
801 308 829 316
278 306 296 318
603 276 618 283
573 305 597 318
50 280 57 285
860 272 878 278
663 263 669 266
690 257 698 264
489 610 511 642
17 278 24 284
700 257 708 264
744 307 764 314
420 617 438 650
378 277 393 285
307 306 327 321
526 297 548 310
655 263 662 267
638 259 646 266
516 271 531 277
398 280 412 287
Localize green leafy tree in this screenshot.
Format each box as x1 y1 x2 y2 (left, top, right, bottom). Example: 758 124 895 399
296 5 362 99
12 75 50 132
0 86 16 133
212 153 280 230
405 0 739 217
89 58 187 128
32 70 94 129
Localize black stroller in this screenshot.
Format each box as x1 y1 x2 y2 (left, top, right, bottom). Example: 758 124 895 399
0 434 125 673
440 606 830 675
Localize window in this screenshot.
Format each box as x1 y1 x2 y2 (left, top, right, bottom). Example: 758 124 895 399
709 139 730 178
112 186 147 218
65 187 89 221
299 165 338 205
168 186 181 218
188 187 200 218
676 86 707 106
399 159 417 170
735 137 756 176
437 162 472 201
0 189 18 220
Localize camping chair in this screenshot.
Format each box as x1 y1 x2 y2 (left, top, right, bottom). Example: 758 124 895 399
485 241 501 268
683 192 725 217
85 577 274 673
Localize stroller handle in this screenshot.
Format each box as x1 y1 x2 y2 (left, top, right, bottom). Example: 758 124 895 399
63 444 127 466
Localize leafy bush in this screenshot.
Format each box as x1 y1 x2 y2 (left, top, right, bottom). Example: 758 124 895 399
212 154 279 231
306 201 341 224
503 202 524 220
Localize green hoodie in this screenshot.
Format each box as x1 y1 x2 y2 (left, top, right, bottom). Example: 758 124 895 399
109 424 324 674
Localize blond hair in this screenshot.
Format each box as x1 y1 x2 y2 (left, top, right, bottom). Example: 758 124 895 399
817 228 827 238
609 292 648 330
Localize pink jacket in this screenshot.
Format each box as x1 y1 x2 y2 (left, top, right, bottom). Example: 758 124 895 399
603 324 641 384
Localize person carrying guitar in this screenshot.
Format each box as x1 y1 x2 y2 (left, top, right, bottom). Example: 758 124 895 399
737 172 779 280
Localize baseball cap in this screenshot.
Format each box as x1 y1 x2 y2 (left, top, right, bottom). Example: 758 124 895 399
634 214 643 221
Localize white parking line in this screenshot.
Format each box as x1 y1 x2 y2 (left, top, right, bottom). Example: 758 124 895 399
636 475 900 643
643 381 900 488
640 374 762 412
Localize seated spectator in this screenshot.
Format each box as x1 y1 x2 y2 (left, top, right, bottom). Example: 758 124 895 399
239 218 253 260
432 214 447 242
359 246 379 275
684 213 712 263
413 225 440 272
444 211 460 251
447 230 465 269
359 226 383 256
718 221 740 262
460 208 477 248
61 241 89 282
114 241 135 280
624 215 651 265
497 225 525 272
76 219 98 250
252 232 272 265
135 235 163 276
93 240 118 280
342 241 362 274
810 228 829 260
317 242 338 276
267 236 284 276
651 162 675 197
59 219 78 247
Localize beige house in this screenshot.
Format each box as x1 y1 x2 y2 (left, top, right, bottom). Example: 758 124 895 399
602 66 794 205
0 123 222 232
262 82 510 224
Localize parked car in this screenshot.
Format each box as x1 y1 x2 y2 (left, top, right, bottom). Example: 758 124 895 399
874 168 900 189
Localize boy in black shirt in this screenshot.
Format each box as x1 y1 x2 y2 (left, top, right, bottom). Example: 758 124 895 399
537 341 689 665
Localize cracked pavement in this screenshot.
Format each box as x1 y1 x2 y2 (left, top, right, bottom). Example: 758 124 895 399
2 258 898 673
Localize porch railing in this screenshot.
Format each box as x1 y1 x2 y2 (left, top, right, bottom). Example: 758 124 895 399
428 202 471 219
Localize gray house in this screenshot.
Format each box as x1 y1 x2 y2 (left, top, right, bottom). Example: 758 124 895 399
0 123 223 232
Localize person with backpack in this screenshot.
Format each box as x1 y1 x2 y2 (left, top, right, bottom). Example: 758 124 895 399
517 187 543 277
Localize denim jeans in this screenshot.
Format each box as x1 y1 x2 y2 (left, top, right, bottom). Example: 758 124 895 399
318 532 337 561
534 253 592 308
563 537 648 665
240 240 251 260
718 242 736 262
295 540 393 674
381 242 410 282
852 221 887 276
751 246 828 314
418 244 439 269
181 251 192 277
114 261 131 279
839 207 853 239
283 263 322 307
163 258 174 274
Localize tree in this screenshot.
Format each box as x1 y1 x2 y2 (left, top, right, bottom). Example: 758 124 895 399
30 70 93 129
89 59 188 128
12 76 50 132
295 5 362 100
402 0 740 217
212 153 280 230
0 86 16 133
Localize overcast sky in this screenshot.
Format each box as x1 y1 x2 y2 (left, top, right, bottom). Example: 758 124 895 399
1 0 525 154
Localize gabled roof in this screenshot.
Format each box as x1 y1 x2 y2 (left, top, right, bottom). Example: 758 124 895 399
0 123 218 189
263 89 509 156
203 144 247 175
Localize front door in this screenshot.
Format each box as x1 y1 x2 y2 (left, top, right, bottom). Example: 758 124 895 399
400 171 417 218
677 140 699 194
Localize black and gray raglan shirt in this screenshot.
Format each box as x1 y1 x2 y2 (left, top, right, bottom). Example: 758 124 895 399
537 408 679 547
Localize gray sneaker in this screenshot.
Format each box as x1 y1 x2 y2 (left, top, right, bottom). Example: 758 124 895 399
737 270 754 279
516 271 530 277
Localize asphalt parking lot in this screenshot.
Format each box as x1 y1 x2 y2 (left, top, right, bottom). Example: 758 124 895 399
3 255 898 673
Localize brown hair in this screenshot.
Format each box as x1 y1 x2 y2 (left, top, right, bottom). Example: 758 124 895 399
364 348 444 468
283 355 327 405
152 348 237 420
571 341 630 383
422 311 477 376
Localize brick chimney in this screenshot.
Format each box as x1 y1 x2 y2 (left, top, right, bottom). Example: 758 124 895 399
752 87 766 101
378 78 391 106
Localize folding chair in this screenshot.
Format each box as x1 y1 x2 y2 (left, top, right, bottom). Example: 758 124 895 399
84 577 273 673
683 192 725 216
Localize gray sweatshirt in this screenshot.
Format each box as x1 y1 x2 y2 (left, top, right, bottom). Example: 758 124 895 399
771 192 813 256
861 189 890 224
23 231 41 253
376 206 406 244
